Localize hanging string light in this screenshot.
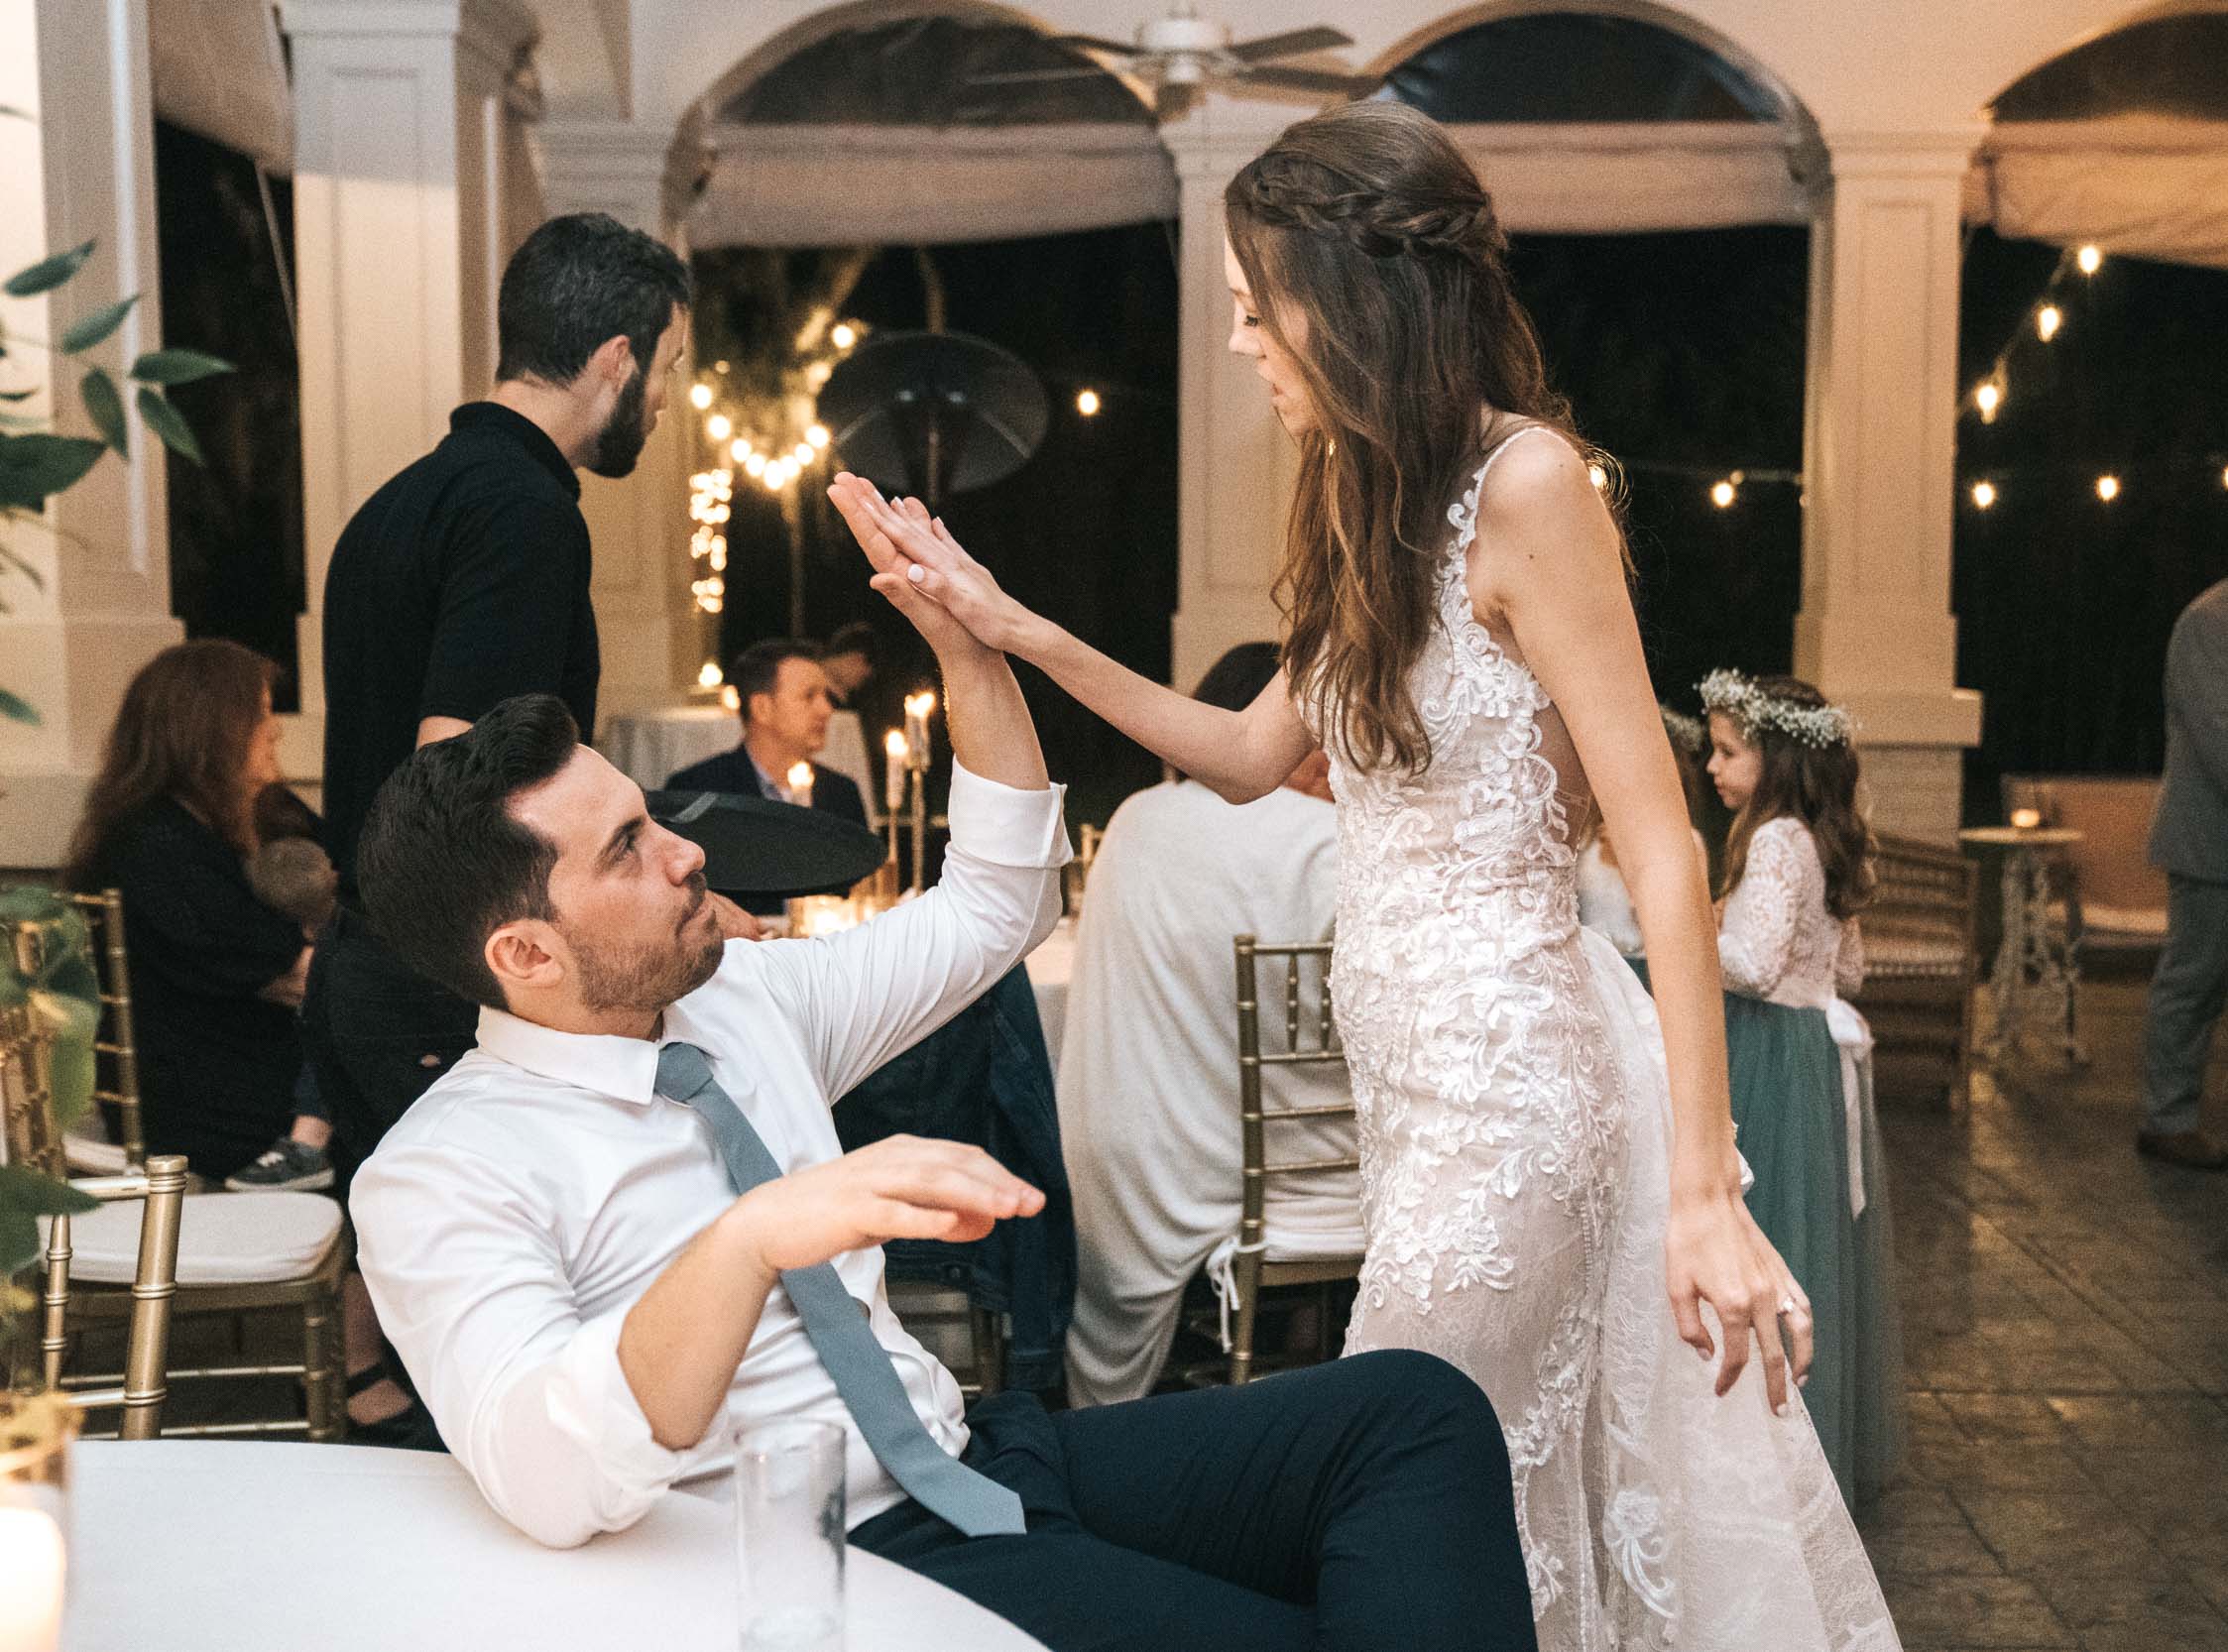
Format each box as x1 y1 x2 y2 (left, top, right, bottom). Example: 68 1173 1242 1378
2036 304 2062 342
1971 480 1998 510
706 413 732 442
2076 244 2103 276
1076 389 1102 416
1975 381 2003 422
689 383 713 411
2095 474 2121 503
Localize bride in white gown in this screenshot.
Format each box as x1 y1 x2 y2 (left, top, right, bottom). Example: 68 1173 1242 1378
828 100 1898 1652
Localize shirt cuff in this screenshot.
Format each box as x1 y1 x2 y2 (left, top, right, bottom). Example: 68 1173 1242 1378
542 1305 686 1504
945 762 1072 871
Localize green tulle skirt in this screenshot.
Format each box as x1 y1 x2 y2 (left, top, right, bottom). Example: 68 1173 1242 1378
1631 961 1904 1505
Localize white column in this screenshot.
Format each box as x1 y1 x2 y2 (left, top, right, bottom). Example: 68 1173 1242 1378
536 116 704 722
277 0 538 777
0 0 181 870
1164 105 1297 694
1799 130 1987 842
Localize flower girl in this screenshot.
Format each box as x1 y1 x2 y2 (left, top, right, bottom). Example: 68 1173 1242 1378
1702 669 1903 1504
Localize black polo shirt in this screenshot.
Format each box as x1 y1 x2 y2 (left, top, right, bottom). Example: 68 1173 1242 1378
320 403 599 888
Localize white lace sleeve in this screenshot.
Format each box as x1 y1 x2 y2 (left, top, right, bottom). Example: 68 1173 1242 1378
1834 917 1866 996
1716 819 1809 997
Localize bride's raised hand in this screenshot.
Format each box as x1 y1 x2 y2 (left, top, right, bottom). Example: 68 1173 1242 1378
1664 1188 1814 1415
826 474 1034 654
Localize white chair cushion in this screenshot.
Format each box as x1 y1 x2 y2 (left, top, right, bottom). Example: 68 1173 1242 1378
62 1112 130 1176
50 1191 340 1286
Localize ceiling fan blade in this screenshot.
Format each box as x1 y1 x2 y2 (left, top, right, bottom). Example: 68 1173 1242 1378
1045 34 1138 56
1237 64 1380 94
1227 26 1352 63
967 67 1115 84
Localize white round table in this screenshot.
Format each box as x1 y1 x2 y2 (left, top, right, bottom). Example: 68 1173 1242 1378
1025 919 1078 1068
61 1441 1048 1652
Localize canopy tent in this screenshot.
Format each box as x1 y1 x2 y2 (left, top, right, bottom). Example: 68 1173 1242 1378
148 0 293 174
1964 13 2228 271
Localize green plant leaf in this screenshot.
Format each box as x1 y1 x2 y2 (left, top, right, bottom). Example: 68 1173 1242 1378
79 367 126 455
127 348 233 386
0 535 48 589
0 389 36 403
0 430 105 509
0 104 30 121
4 240 94 298
0 687 36 725
59 295 137 356
0 1210 36 1276
0 1164 98 1218
135 388 203 465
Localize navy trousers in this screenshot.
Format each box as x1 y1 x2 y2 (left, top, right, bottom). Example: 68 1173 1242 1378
852 1350 1537 1651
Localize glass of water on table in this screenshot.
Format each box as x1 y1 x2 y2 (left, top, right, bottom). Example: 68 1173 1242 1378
735 1418 846 1651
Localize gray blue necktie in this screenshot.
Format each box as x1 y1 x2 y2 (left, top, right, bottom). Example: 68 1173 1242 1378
654 1039 1025 1537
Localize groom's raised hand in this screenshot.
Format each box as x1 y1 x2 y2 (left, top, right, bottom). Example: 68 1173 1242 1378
826 474 1031 656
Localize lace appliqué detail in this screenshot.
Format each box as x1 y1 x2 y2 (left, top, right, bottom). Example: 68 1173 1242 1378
1323 432 1901 1652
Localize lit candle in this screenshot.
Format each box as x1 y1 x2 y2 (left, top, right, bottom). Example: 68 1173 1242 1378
883 731 909 814
786 763 814 810
0 1504 66 1652
2010 807 2042 831
903 691 937 772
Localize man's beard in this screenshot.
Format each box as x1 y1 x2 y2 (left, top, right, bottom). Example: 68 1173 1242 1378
584 359 650 479
562 878 722 1014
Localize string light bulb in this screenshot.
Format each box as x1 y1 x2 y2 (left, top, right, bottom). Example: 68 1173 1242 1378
689 384 712 410
2095 473 2120 503
744 451 766 478
721 684 741 711
706 413 732 442
2036 304 2062 342
729 437 751 463
698 660 722 688
793 442 814 465
805 362 832 389
806 423 831 449
1076 389 1102 416
2077 244 2103 276
1975 381 2003 422
2221 464 2228 491
1971 480 1997 510
832 322 858 350
1709 473 1741 509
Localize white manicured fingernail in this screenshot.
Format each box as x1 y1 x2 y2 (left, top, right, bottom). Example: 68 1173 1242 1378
908 565 925 583
1774 1402 1789 1417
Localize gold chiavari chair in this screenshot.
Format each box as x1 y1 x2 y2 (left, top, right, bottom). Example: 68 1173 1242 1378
2 996 184 1440
14 891 349 1440
1223 935 1362 1385
59 889 145 1175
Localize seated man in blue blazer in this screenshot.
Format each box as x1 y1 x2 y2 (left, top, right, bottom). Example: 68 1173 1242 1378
668 638 869 830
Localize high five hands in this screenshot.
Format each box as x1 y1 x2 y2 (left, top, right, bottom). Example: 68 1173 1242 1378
826 474 1031 655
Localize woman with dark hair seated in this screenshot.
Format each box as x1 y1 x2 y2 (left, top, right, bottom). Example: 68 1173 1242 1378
62 640 330 1185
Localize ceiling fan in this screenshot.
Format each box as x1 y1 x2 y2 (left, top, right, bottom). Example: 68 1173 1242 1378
972 5 1381 116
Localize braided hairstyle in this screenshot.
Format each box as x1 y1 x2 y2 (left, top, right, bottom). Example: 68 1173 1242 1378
1226 100 1609 774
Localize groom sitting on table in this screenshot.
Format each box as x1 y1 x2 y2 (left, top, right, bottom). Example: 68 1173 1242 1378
346 530 1536 1651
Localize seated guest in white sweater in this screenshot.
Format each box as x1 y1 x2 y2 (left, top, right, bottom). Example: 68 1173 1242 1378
1060 642 1360 1406
346 521 1535 1652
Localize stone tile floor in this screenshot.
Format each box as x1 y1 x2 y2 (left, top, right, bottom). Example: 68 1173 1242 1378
1861 979 2228 1651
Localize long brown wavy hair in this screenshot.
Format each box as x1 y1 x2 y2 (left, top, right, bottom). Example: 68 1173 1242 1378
1226 100 1606 773
63 640 277 887
1715 676 1877 920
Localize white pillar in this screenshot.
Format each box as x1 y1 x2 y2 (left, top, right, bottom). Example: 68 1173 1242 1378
1164 106 1297 694
0 0 181 870
536 116 704 722
278 0 538 777
1800 130 1987 842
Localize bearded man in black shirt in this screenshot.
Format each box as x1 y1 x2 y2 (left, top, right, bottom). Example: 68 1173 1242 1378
305 213 696 1184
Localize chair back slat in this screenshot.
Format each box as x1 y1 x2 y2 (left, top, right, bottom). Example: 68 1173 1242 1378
66 888 145 1165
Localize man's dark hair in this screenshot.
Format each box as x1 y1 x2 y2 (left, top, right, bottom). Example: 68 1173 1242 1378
1174 643 1284 782
1191 642 1282 714
496 213 692 388
357 695 582 1009
730 638 822 725
825 621 877 662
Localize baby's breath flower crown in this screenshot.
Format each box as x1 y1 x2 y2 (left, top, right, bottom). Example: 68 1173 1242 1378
1698 669 1856 752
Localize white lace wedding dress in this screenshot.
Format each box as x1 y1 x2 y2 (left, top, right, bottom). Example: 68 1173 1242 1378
1320 428 1901 1651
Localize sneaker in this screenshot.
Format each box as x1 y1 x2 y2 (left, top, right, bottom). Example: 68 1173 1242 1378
225 1137 335 1192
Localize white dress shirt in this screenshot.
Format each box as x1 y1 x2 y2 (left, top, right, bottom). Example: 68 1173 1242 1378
352 764 1069 1550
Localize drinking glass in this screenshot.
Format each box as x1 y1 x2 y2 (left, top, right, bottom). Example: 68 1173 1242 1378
734 1418 845 1652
